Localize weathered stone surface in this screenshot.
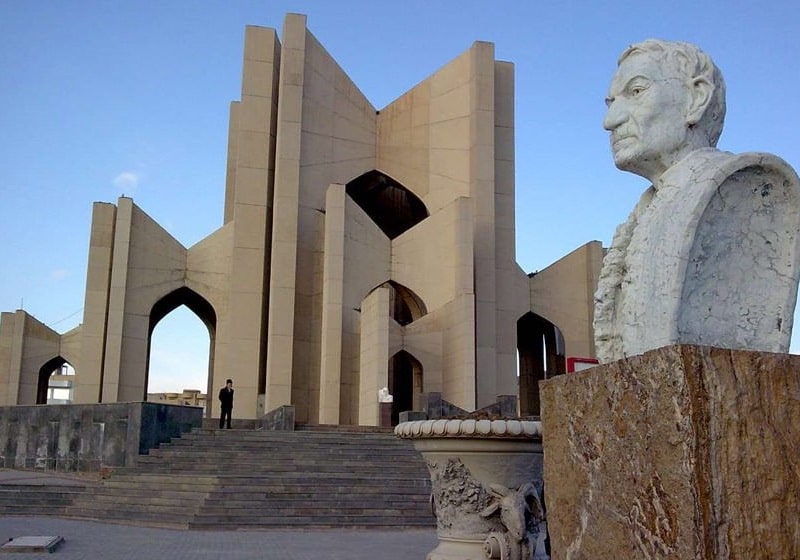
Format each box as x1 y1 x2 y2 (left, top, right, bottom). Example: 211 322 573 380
540 345 800 559
0 402 201 470
594 39 800 363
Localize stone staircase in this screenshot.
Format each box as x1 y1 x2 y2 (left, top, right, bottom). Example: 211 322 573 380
64 427 434 529
0 483 90 516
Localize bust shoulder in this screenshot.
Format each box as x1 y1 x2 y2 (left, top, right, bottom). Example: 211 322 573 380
660 149 799 197
594 147 800 362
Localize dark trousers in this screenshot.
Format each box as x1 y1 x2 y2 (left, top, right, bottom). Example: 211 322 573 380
219 408 232 429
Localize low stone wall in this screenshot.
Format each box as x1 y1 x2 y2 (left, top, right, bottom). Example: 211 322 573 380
0 402 202 471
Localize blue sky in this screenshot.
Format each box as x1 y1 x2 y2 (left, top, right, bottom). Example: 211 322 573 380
1 1 798 393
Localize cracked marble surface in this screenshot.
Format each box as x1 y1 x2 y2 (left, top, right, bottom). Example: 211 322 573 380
595 39 800 363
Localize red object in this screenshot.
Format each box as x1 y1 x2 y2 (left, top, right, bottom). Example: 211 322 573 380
566 357 599 373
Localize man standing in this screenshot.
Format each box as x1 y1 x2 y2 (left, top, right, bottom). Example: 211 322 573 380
218 379 234 429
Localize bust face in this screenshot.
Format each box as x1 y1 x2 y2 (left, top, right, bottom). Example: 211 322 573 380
603 51 693 182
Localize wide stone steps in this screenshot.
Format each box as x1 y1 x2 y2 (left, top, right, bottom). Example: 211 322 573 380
130 457 425 474
0 484 88 515
65 427 433 529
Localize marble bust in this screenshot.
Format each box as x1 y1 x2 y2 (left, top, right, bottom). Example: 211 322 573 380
594 39 800 363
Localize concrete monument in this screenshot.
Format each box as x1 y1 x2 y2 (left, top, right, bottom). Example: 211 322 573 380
0 14 603 425
594 39 800 362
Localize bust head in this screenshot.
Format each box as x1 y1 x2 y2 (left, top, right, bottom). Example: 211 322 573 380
603 39 726 183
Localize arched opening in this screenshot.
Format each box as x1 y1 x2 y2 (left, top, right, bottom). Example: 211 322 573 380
37 357 75 404
388 350 423 426
517 312 565 416
346 170 428 239
147 287 216 414
383 281 427 325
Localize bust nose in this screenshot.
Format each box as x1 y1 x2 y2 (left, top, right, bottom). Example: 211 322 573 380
603 99 626 131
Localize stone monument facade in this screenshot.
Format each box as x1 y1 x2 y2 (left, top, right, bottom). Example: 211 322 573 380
0 14 603 424
594 39 800 363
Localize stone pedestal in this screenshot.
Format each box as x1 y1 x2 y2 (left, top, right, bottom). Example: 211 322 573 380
379 402 393 428
540 345 800 559
396 419 545 560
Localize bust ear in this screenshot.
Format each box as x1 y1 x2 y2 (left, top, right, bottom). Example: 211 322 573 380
687 76 714 126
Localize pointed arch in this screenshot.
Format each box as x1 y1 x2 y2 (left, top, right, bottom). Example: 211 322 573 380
37 356 72 404
388 350 423 426
368 281 427 326
346 170 428 239
149 287 217 336
147 287 217 403
517 312 565 416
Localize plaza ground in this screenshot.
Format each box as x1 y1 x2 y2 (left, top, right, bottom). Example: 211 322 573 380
0 516 437 559
0 468 437 559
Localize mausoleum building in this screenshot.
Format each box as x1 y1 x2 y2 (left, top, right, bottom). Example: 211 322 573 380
0 14 602 425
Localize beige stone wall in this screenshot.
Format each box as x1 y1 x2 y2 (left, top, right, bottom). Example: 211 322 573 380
529 241 604 360
102 199 189 402
19 315 61 404
0 312 22 405
357 286 391 425
391 197 476 409
492 61 527 397
319 185 391 424
186 223 232 410
265 14 378 422
74 202 116 404
59 325 82 373
375 44 527 409
0 312 63 405
214 25 280 420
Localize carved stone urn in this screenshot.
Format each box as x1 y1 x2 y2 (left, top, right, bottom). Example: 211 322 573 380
395 419 544 560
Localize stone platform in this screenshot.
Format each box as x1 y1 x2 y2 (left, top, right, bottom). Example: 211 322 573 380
540 344 800 559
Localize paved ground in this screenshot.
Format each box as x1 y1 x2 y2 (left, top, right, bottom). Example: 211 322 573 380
0 516 438 559
0 469 548 559
0 469 437 559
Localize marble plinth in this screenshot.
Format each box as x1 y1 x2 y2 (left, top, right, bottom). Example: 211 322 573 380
540 345 800 559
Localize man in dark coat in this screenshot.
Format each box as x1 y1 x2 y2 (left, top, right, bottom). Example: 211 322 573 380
218 379 234 429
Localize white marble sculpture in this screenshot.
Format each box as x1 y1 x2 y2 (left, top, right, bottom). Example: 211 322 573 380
594 39 800 363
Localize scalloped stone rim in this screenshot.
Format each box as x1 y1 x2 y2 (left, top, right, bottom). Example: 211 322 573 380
394 419 543 439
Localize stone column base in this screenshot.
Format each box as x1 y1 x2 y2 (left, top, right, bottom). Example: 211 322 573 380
540 344 800 559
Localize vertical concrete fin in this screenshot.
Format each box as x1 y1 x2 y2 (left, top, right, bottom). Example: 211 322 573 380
223 101 240 224
75 202 117 404
219 24 281 420
265 13 308 412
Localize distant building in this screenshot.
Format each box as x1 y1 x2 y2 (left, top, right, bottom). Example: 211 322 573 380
46 364 75 404
0 14 601 425
147 389 207 410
